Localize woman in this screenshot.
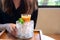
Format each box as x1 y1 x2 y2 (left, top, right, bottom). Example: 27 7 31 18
0 0 38 36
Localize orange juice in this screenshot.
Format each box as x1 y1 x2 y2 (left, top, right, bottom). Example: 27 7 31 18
21 14 31 22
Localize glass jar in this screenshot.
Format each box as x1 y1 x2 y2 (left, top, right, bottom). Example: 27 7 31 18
16 20 34 39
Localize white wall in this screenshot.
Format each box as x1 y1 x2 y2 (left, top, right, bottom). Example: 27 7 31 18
36 8 60 34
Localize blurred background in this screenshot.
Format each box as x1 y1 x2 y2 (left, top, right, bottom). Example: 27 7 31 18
38 0 60 6
36 0 60 35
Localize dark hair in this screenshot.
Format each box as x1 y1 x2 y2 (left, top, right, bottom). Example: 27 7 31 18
3 0 35 14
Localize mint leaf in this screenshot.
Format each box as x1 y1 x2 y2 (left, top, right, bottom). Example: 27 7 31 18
18 18 24 24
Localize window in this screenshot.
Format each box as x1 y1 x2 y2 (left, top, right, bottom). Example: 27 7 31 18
38 0 60 7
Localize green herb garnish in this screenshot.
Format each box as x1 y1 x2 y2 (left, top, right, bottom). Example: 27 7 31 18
18 18 24 24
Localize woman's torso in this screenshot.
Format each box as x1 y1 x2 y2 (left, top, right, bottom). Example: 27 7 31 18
0 0 38 29
0 0 25 24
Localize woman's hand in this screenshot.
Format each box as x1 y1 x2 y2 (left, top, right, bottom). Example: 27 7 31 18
5 23 17 37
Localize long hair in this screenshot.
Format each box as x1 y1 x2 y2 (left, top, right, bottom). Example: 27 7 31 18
3 0 35 14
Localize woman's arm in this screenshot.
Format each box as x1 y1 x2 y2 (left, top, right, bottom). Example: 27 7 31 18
31 9 38 29
0 23 15 31
0 24 6 30
31 0 38 29
0 23 17 36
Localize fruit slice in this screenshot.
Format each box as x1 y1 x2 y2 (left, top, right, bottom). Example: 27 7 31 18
21 14 31 22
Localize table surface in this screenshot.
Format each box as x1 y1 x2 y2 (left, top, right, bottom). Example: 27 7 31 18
46 34 60 40
0 31 41 40
0 30 60 40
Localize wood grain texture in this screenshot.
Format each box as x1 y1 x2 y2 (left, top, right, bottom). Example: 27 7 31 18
0 31 41 40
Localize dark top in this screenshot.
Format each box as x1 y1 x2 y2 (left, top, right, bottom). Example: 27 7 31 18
0 0 38 29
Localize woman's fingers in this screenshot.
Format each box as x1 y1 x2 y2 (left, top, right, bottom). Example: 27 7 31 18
10 24 17 36
11 27 17 36
5 23 17 36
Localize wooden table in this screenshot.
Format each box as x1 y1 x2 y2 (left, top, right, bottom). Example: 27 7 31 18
46 34 60 40
0 30 41 40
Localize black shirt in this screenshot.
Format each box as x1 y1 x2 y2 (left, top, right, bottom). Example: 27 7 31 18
0 0 38 29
